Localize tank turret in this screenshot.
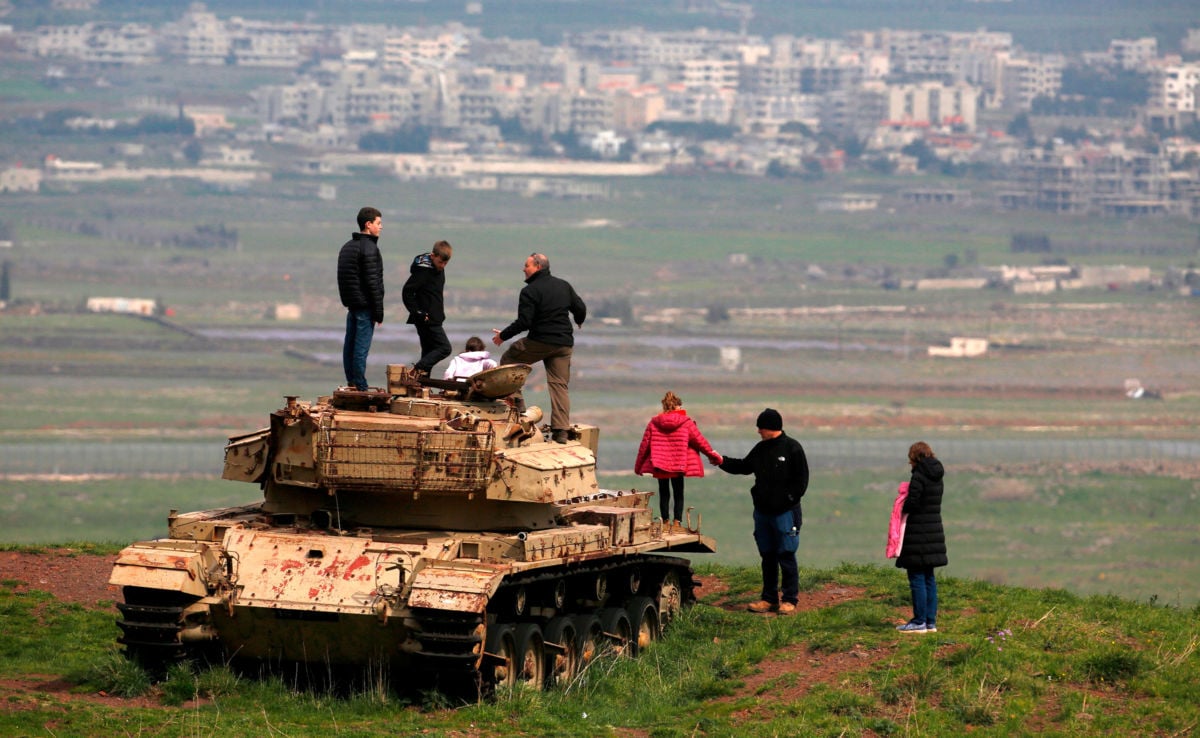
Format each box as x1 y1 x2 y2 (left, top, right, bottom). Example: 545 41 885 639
110 365 715 695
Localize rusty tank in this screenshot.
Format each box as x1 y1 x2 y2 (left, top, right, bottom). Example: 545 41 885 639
109 364 715 694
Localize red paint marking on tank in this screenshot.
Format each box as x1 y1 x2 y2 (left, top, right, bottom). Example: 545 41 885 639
278 559 304 571
343 555 372 580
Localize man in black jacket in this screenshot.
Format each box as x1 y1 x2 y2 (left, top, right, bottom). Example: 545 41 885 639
401 240 453 377
492 253 586 443
716 408 809 614
337 207 384 391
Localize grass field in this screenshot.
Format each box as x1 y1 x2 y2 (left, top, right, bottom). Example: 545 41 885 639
2 556 1198 736
3 148 1200 613
3 463 1196 607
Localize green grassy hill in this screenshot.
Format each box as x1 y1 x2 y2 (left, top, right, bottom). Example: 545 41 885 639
1 551 1197 736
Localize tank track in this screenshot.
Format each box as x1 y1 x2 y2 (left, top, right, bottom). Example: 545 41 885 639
408 555 698 694
115 587 209 675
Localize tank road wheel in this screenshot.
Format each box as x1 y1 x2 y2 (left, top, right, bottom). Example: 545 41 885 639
512 586 528 618
512 623 546 690
552 579 568 610
573 614 604 668
656 570 684 632
592 573 608 603
627 596 661 655
598 607 633 658
484 623 517 690
543 617 579 689
624 567 642 596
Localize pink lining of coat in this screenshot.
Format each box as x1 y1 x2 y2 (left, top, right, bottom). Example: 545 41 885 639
886 481 909 558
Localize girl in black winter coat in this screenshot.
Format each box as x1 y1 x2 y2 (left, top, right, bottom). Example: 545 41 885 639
896 441 947 633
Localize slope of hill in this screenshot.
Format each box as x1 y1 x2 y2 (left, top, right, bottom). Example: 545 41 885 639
1 548 1197 736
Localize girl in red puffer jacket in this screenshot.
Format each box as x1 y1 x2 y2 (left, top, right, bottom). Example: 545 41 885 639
635 391 723 529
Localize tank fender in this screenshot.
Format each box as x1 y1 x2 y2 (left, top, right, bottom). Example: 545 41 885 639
109 541 224 599
407 562 509 613
223 428 271 483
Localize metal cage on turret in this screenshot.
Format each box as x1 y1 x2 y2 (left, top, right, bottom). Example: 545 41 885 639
315 414 495 495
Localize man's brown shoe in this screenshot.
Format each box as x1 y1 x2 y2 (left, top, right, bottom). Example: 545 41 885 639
747 600 777 613
777 602 796 615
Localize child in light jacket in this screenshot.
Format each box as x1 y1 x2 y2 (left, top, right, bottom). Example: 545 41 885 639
442 336 498 379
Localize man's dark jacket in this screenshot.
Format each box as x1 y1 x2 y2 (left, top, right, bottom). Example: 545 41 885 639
337 232 384 324
896 456 948 569
498 268 586 346
719 432 810 518
401 253 446 325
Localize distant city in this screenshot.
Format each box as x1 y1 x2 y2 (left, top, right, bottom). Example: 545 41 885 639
1 2 1199 219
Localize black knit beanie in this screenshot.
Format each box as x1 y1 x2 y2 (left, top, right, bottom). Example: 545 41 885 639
756 408 783 431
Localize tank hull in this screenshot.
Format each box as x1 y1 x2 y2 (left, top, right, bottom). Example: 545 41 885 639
111 369 716 694
112 510 712 691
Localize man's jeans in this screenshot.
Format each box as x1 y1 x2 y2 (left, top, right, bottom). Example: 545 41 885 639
753 507 802 606
343 309 374 390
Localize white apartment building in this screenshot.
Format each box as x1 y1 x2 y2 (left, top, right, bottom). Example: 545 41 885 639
678 58 739 89
658 84 737 125
998 54 1064 110
161 5 229 65
568 27 757 66
383 30 470 72
0 167 42 194
856 28 1012 79
879 81 980 131
24 22 156 64
1109 37 1158 70
735 93 822 131
161 7 324 67
1148 62 1200 112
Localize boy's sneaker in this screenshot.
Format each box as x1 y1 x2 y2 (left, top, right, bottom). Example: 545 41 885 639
777 602 796 615
925 624 937 633
896 620 927 633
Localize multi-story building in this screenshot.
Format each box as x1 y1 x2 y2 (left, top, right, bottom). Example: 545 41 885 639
879 81 980 131
24 22 156 64
161 5 229 64
1147 62 1200 112
1000 145 1194 217
1109 37 1158 70
568 27 755 66
383 29 470 72
612 87 667 132
255 81 327 127
678 58 739 89
853 28 1012 81
735 92 822 132
562 91 615 134
997 54 1064 110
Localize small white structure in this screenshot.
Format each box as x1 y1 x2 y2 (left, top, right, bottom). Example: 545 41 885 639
912 278 988 291
817 193 880 212
928 337 988 358
719 346 744 372
86 297 157 316
269 303 302 321
0 167 41 193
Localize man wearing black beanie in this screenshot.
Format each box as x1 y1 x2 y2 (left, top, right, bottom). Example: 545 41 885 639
715 407 809 614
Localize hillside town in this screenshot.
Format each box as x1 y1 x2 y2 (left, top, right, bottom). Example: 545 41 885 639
1 3 1200 219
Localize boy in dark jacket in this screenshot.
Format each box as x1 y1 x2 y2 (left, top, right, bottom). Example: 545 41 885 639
717 408 809 614
401 240 453 377
337 206 384 391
